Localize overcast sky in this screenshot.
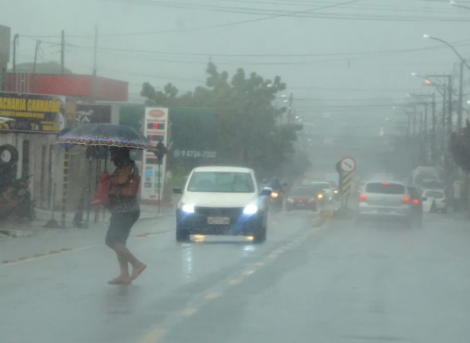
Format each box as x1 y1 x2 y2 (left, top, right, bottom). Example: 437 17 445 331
1 0 470 116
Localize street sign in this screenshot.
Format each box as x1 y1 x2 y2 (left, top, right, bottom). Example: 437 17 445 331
339 157 356 173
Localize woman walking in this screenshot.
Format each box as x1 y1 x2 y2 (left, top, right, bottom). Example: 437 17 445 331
106 147 146 285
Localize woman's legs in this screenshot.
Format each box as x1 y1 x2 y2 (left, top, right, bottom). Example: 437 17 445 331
106 211 145 284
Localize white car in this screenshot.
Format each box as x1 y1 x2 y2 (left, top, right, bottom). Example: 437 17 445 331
422 189 447 213
309 181 333 201
173 166 271 243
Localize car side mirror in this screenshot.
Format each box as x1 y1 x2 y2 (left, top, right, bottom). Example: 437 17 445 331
260 187 272 196
173 188 183 194
422 197 427 201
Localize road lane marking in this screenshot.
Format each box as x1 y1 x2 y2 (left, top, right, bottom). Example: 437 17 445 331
254 262 265 267
241 270 254 276
229 279 241 285
140 328 166 343
268 254 277 258
180 308 197 317
0 245 99 269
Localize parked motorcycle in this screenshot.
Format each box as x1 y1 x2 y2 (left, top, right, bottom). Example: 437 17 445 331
0 175 35 221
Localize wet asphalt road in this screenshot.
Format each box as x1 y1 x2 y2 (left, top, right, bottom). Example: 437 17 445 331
1 211 470 343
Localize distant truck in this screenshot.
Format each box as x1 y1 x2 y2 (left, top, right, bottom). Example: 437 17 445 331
410 166 440 188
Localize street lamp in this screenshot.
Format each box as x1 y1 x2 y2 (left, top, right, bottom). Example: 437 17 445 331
423 34 470 131
450 1 470 10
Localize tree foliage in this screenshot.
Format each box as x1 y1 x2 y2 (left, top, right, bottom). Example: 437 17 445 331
141 62 303 175
451 120 470 172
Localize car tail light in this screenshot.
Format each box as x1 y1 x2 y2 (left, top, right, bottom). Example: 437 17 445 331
413 199 419 205
403 197 410 204
382 182 390 185
359 194 366 202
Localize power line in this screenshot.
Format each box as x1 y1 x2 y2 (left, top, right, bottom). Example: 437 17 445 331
98 0 470 22
21 34 470 67
18 0 360 38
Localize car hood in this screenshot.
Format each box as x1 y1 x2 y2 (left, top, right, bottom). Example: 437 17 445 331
289 196 313 201
181 192 258 208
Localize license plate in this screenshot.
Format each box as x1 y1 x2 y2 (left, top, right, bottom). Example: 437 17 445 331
378 209 390 213
207 217 230 225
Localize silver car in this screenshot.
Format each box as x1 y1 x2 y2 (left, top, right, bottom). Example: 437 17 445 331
356 181 416 227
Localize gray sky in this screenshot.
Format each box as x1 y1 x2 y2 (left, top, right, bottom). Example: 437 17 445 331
2 0 470 112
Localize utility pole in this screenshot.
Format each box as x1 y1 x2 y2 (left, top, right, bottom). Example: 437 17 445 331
32 40 41 93
424 104 428 164
91 26 98 103
12 34 19 92
60 30 65 74
431 93 436 164
458 60 464 132
448 76 453 135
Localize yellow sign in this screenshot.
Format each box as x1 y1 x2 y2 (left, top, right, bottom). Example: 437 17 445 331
0 92 65 133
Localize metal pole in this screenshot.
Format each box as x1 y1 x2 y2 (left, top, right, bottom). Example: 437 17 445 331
61 150 70 228
12 34 18 92
91 26 98 103
157 162 161 214
431 93 436 164
448 76 453 135
86 158 92 225
458 60 464 132
60 30 65 75
442 82 447 165
424 104 428 164
32 40 40 93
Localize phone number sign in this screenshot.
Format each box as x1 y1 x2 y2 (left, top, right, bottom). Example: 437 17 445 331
173 150 217 159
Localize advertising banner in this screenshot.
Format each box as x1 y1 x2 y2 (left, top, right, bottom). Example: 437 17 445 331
168 107 218 165
141 107 169 201
0 92 65 133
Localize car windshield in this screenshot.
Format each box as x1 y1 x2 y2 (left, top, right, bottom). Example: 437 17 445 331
425 190 445 199
422 180 445 189
307 183 329 193
289 187 314 196
328 181 338 188
365 183 405 194
187 171 255 193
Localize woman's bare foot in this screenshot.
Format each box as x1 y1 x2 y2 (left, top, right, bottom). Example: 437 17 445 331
108 276 132 285
130 263 147 281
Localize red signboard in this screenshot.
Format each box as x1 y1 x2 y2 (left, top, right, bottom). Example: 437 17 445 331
6 74 128 101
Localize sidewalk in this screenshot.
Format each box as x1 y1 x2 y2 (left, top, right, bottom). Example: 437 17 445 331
0 215 175 263
0 203 174 239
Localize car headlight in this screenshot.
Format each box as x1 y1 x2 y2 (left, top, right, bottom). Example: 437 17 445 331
271 192 279 198
287 197 294 203
317 194 324 199
181 204 195 213
334 190 338 194
243 204 258 215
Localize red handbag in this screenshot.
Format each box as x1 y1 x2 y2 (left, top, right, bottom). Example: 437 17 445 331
91 172 111 206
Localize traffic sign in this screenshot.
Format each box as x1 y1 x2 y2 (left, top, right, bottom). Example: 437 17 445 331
339 157 356 173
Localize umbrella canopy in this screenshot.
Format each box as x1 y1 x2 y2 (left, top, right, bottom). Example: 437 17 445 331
57 124 155 150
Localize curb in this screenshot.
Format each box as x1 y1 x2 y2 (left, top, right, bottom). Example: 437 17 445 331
0 229 34 238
